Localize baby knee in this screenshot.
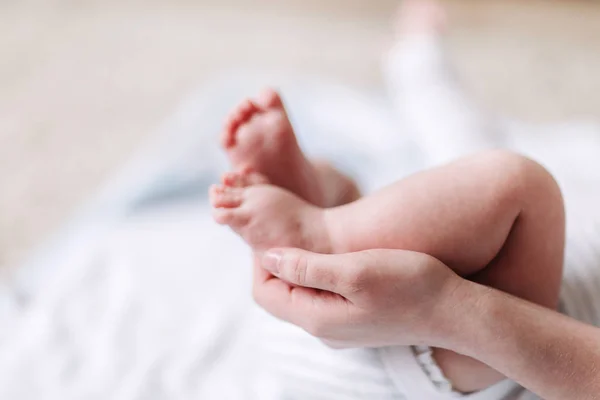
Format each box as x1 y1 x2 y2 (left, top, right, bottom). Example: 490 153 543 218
479 150 563 210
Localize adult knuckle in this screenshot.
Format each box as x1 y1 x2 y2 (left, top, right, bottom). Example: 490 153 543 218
311 264 334 287
287 253 309 285
345 263 370 294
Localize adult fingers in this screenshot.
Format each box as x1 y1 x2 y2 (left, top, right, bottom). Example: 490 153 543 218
260 248 447 299
252 258 349 336
260 248 367 296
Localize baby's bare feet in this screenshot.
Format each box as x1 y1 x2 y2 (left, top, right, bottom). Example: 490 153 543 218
221 88 328 207
210 170 332 253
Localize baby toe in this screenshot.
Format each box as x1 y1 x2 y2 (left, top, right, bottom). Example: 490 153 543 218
221 172 245 187
244 171 269 185
212 208 249 228
238 98 259 118
209 185 244 208
231 99 258 129
256 88 284 109
221 119 238 148
221 99 261 149
222 169 269 188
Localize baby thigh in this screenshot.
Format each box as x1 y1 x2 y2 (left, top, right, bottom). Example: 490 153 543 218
434 151 565 392
332 150 564 307
422 150 565 308
419 149 565 308
468 153 565 310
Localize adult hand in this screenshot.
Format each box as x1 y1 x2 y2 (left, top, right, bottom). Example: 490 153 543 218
252 248 464 348
252 249 600 400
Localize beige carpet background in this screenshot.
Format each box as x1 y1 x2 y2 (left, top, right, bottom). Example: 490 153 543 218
1 0 599 269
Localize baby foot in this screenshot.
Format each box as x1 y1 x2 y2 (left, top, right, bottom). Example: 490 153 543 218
210 170 332 253
395 0 447 37
221 88 327 207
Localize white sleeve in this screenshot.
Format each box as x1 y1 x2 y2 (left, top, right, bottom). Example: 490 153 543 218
378 345 524 400
383 35 506 165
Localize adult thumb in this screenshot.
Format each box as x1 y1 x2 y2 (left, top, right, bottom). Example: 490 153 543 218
261 248 415 297
260 248 350 293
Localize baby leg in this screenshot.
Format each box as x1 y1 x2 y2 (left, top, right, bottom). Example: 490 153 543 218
384 0 505 165
325 150 564 392
326 150 564 309
312 160 361 207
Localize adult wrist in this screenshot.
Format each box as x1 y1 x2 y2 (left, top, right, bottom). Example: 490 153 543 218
431 276 496 353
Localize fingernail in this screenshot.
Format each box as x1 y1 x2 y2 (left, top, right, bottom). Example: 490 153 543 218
262 251 283 274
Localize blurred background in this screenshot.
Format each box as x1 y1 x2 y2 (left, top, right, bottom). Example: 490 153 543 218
2 0 600 269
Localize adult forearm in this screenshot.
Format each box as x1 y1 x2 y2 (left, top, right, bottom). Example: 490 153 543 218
446 280 600 400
